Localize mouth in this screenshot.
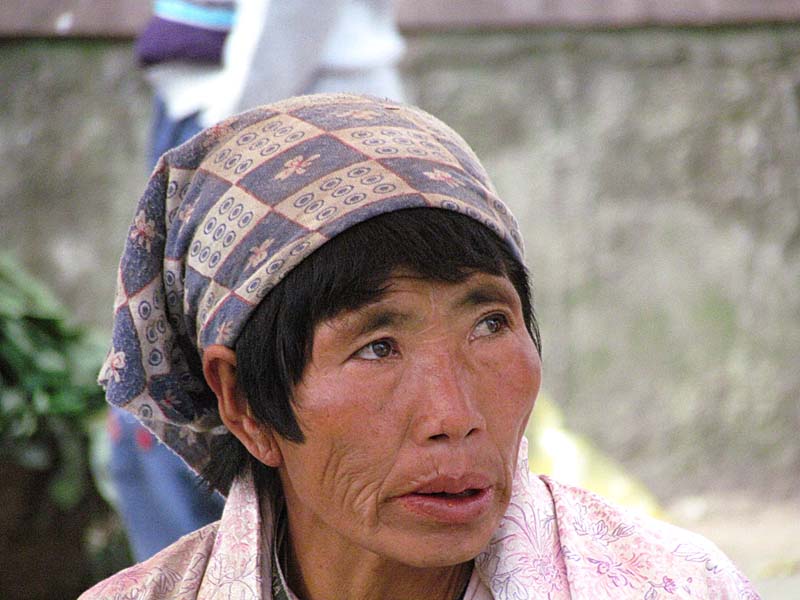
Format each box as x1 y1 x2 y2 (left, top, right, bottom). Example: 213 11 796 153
416 489 482 499
397 477 494 524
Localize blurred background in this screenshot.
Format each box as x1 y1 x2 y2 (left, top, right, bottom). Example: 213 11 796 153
1 1 799 598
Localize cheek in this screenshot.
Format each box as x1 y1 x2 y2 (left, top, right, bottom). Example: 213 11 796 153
285 376 406 507
278 425 397 532
303 437 385 504
480 337 541 431
298 369 404 439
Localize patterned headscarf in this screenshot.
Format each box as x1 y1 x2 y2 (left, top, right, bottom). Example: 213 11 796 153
99 93 524 472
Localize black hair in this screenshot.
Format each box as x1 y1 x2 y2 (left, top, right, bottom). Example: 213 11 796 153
201 208 540 494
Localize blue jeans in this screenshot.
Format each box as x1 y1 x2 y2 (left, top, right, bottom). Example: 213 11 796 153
107 408 225 562
148 96 205 168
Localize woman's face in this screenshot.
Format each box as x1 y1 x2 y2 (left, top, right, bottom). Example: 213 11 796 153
273 271 541 568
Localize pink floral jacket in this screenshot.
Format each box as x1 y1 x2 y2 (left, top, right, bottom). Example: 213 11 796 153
81 440 760 599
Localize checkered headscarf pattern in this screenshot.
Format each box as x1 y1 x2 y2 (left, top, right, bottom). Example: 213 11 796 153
99 93 524 472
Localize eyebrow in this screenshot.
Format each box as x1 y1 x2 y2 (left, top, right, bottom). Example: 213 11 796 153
348 280 516 335
350 309 411 340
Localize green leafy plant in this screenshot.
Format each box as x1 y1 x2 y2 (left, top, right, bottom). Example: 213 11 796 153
0 253 107 510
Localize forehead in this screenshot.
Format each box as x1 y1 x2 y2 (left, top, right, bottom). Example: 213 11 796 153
320 271 521 331
382 270 519 304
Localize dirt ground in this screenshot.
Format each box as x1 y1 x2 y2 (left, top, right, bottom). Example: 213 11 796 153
666 493 800 599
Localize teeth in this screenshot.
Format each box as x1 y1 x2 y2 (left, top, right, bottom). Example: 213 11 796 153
424 489 476 498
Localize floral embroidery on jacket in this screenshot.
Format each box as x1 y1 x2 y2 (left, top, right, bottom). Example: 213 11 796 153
80 443 761 600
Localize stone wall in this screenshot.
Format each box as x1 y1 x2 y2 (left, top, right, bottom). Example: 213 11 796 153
1 28 798 502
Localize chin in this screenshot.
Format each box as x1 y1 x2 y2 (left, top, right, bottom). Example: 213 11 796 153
382 521 499 569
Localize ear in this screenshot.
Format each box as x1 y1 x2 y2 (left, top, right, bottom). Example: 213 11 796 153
203 344 283 468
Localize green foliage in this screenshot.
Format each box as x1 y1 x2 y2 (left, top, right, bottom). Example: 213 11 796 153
0 253 107 510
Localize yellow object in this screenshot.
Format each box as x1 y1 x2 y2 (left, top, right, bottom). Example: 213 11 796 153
526 393 664 519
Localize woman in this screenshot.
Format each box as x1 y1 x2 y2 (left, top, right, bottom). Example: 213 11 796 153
82 94 758 599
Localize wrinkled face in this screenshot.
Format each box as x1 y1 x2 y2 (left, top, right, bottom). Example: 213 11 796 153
274 271 541 568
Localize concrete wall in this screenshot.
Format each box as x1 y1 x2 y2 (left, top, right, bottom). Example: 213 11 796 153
0 40 149 328
1 28 799 503
405 28 800 502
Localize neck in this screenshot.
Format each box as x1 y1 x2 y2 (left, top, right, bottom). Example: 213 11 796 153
286 541 472 600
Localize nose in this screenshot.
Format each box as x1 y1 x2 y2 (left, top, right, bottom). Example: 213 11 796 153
408 350 486 444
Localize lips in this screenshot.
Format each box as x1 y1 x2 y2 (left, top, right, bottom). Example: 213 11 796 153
396 475 494 524
412 474 491 495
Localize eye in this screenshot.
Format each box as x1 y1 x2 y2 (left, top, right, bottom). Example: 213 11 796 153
473 313 509 338
353 338 397 360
